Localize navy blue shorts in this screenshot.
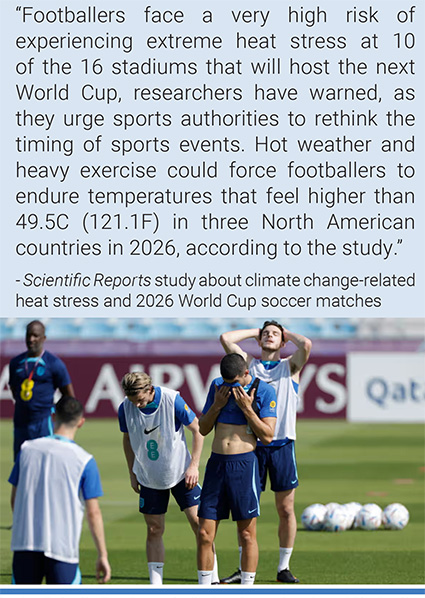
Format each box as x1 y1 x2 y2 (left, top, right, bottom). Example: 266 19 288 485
139 478 201 515
14 415 53 459
256 441 299 492
199 452 261 521
12 551 81 584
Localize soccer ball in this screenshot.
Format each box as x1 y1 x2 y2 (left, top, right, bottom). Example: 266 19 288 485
325 502 340 511
354 503 383 530
343 502 362 529
382 503 409 530
301 503 327 531
323 504 351 532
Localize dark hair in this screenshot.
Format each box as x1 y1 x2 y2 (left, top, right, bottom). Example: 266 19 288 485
220 353 247 381
260 320 285 342
55 396 84 424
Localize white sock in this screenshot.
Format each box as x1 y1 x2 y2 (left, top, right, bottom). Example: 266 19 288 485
148 562 164 585
212 552 219 583
241 571 256 585
238 545 243 570
198 570 213 585
278 547 293 571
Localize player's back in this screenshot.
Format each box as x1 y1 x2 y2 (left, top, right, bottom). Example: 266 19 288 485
11 436 93 563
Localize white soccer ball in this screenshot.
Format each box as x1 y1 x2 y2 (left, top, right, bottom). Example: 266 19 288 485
343 502 363 529
301 503 327 531
325 502 340 511
354 503 383 530
323 504 351 532
382 503 409 530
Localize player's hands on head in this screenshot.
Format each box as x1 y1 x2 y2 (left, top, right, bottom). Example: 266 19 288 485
214 384 230 408
96 556 111 584
185 462 199 490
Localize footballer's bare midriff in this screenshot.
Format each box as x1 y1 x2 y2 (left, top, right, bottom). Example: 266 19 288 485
212 422 256 455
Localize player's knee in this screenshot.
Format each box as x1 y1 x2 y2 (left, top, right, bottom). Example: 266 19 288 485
277 502 295 520
146 520 164 539
197 525 214 547
239 527 256 547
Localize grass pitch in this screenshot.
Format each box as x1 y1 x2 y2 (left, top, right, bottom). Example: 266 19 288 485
0 419 423 584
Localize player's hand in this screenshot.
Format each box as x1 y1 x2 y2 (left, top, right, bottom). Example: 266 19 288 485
214 384 231 409
129 472 140 494
233 385 254 412
185 463 199 490
96 555 111 584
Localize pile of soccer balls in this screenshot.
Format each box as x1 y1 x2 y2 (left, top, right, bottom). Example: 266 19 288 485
301 502 409 532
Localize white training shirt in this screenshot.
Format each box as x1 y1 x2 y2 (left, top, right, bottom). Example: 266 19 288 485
11 436 95 563
250 358 298 441
124 387 191 490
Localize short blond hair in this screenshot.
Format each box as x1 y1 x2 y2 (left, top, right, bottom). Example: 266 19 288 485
121 372 152 395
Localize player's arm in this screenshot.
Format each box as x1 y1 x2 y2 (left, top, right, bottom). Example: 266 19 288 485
184 417 203 489
285 329 312 377
59 382 75 397
122 433 140 494
220 328 259 364
198 385 231 436
85 498 111 584
233 386 276 445
10 485 16 511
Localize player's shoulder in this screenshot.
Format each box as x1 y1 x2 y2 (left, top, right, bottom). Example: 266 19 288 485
9 352 27 366
43 350 64 365
211 376 224 387
257 378 277 397
68 439 94 462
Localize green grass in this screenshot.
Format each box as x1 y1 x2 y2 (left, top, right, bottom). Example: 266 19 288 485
0 420 424 584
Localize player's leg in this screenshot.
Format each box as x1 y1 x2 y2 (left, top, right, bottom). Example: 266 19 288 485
139 485 169 584
220 446 268 584
197 453 229 584
171 478 202 536
226 452 261 585
268 442 299 583
236 518 258 584
183 504 199 534
45 557 81 584
144 513 166 561
173 479 220 584
12 551 45 584
276 488 297 544
144 513 166 583
197 517 219 583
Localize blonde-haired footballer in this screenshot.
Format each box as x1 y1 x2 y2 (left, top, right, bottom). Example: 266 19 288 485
118 372 218 584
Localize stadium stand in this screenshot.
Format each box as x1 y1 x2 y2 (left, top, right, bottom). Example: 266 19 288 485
1 318 424 341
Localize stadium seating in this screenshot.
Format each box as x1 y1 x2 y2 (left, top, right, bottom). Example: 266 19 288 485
1 318 424 341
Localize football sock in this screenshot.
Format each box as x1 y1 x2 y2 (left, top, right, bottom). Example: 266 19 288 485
197 570 213 585
238 545 243 569
241 571 256 585
148 562 164 585
278 547 293 571
212 552 219 583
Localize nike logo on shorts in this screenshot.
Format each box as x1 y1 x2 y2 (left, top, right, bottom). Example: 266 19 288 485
291 479 298 484
144 426 160 434
194 495 201 500
248 508 257 514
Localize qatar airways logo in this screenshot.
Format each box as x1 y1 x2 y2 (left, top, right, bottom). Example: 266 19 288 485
366 377 425 407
